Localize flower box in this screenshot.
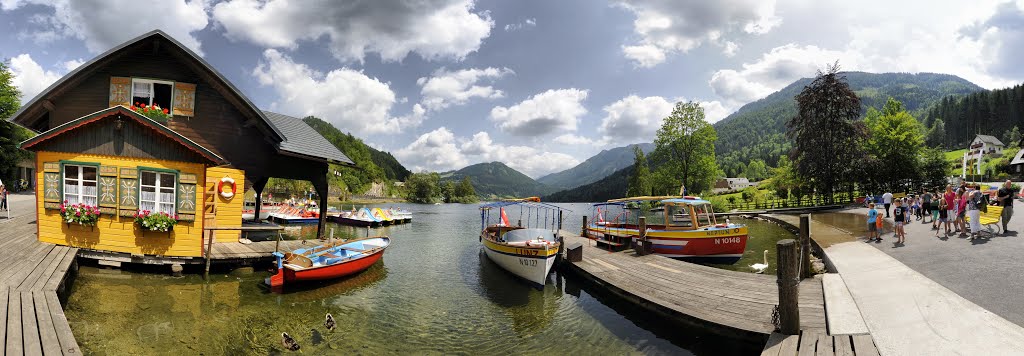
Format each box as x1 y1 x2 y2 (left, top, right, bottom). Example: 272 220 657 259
60 202 100 229
134 210 178 233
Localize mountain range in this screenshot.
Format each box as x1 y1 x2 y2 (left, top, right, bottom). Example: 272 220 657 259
545 72 989 202
537 143 653 190
440 162 555 198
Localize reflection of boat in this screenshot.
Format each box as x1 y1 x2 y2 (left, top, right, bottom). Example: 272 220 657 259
475 250 559 336
267 237 390 287
585 196 748 264
479 200 566 288
275 262 388 302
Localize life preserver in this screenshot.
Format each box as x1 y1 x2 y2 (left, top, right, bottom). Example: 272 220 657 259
218 177 236 200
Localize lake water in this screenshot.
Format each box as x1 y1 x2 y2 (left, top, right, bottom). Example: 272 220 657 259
64 203 792 355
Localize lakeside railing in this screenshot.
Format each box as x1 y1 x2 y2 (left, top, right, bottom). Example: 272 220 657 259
723 192 858 211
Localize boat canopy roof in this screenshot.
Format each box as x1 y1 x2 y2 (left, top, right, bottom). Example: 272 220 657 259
661 197 712 205
591 202 626 207
605 196 711 205
479 200 568 212
606 196 681 203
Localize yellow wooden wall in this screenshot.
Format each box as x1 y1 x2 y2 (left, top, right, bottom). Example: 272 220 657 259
35 151 207 257
206 166 244 241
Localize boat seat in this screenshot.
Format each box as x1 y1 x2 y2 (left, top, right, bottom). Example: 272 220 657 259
341 246 366 252
322 253 340 259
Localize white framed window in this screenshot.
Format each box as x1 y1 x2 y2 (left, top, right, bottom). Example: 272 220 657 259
140 171 176 214
63 165 98 206
131 78 174 114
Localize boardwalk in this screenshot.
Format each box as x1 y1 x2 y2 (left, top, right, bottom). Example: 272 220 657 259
0 194 81 355
761 331 878 356
208 239 324 261
560 233 826 341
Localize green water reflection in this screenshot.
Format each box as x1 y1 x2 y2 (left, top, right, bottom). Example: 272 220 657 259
65 203 784 355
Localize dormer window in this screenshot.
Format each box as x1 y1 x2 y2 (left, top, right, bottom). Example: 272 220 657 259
132 78 174 114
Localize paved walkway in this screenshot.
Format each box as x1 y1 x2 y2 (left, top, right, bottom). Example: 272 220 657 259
805 209 1024 355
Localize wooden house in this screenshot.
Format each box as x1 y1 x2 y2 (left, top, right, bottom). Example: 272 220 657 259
7 30 353 258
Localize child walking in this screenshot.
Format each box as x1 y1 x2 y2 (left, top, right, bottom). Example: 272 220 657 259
893 199 907 244
867 203 879 241
936 198 948 237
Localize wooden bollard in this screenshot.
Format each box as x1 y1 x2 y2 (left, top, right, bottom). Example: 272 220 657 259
776 239 800 335
799 214 812 279
581 216 588 237
558 211 563 231
635 216 651 255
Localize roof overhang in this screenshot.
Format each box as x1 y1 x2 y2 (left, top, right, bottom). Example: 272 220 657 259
21 106 225 165
7 30 284 142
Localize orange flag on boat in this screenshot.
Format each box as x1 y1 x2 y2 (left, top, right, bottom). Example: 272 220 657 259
500 207 510 226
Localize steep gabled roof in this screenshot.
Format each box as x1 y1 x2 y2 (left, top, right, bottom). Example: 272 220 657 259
262 111 353 165
21 106 224 164
975 134 1004 146
6 30 284 141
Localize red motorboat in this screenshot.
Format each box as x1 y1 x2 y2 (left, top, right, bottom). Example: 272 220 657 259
267 237 390 288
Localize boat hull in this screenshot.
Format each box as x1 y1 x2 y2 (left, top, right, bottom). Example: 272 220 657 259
269 215 320 224
481 237 557 288
329 215 378 227
585 225 748 264
282 250 384 282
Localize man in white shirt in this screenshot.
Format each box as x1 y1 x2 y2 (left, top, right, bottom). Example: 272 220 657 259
883 192 893 217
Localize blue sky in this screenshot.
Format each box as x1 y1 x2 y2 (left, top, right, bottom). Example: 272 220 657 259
3 0 1024 178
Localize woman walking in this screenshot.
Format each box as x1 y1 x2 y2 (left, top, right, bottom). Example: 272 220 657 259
956 190 969 237
967 190 984 240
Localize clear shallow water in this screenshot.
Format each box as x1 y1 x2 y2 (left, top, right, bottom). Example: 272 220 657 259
65 203 787 355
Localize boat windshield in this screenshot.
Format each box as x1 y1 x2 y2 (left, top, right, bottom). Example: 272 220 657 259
503 228 557 243
666 204 693 228
692 203 716 227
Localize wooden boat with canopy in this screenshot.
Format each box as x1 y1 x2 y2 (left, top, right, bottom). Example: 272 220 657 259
479 198 567 288
585 196 748 264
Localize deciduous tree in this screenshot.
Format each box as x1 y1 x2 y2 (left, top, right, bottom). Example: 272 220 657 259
787 63 864 204
863 98 925 191
652 101 721 195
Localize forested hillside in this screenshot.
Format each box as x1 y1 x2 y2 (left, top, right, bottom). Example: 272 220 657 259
441 162 554 198
920 84 1024 148
302 116 411 194
537 143 653 190
714 72 983 177
543 165 633 202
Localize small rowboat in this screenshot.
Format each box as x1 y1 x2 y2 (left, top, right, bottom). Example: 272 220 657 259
267 237 390 288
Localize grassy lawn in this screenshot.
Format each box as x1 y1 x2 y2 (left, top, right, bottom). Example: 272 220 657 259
944 149 966 161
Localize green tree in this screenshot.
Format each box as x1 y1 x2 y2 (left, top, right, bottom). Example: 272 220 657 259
652 101 721 195
919 148 949 190
1003 126 1021 147
787 63 864 204
404 172 440 203
1 61 32 185
440 181 456 203
626 145 651 197
926 118 946 148
863 98 925 191
743 159 769 181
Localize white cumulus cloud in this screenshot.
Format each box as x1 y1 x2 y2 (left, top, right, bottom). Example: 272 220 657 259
598 95 674 144
4 0 209 54
504 18 536 31
395 129 580 178
617 0 780 67
417 67 513 111
9 54 64 104
252 49 423 136
490 88 588 136
213 0 493 63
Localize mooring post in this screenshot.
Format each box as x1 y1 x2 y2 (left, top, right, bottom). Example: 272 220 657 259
776 239 800 335
799 214 812 279
558 211 563 231
204 230 213 279
366 226 371 238
581 216 588 237
636 216 650 255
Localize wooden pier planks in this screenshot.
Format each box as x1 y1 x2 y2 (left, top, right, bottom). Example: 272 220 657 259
561 233 828 336
761 332 880 356
0 214 82 355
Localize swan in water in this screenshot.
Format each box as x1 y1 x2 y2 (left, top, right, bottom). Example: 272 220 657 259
750 250 769 274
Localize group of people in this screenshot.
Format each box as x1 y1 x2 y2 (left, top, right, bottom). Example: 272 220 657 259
867 180 1017 243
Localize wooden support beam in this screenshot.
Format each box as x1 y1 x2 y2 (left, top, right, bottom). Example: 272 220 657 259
800 214 812 279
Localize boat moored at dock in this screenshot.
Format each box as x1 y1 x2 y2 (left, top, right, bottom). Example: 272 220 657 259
585 196 748 264
267 237 390 288
479 199 566 288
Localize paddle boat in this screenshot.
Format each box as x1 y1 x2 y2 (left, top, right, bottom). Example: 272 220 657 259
329 208 380 227
371 208 393 226
479 199 567 288
267 236 390 288
585 196 748 264
268 203 321 224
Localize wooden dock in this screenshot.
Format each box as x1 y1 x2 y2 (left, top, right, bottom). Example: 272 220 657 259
0 210 81 355
560 233 826 341
761 331 879 356
207 239 321 261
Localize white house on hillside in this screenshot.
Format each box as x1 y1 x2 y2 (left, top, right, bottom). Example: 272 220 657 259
963 134 1005 177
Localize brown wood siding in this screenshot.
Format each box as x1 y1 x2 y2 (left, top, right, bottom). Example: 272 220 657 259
46 39 281 175
32 113 210 163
